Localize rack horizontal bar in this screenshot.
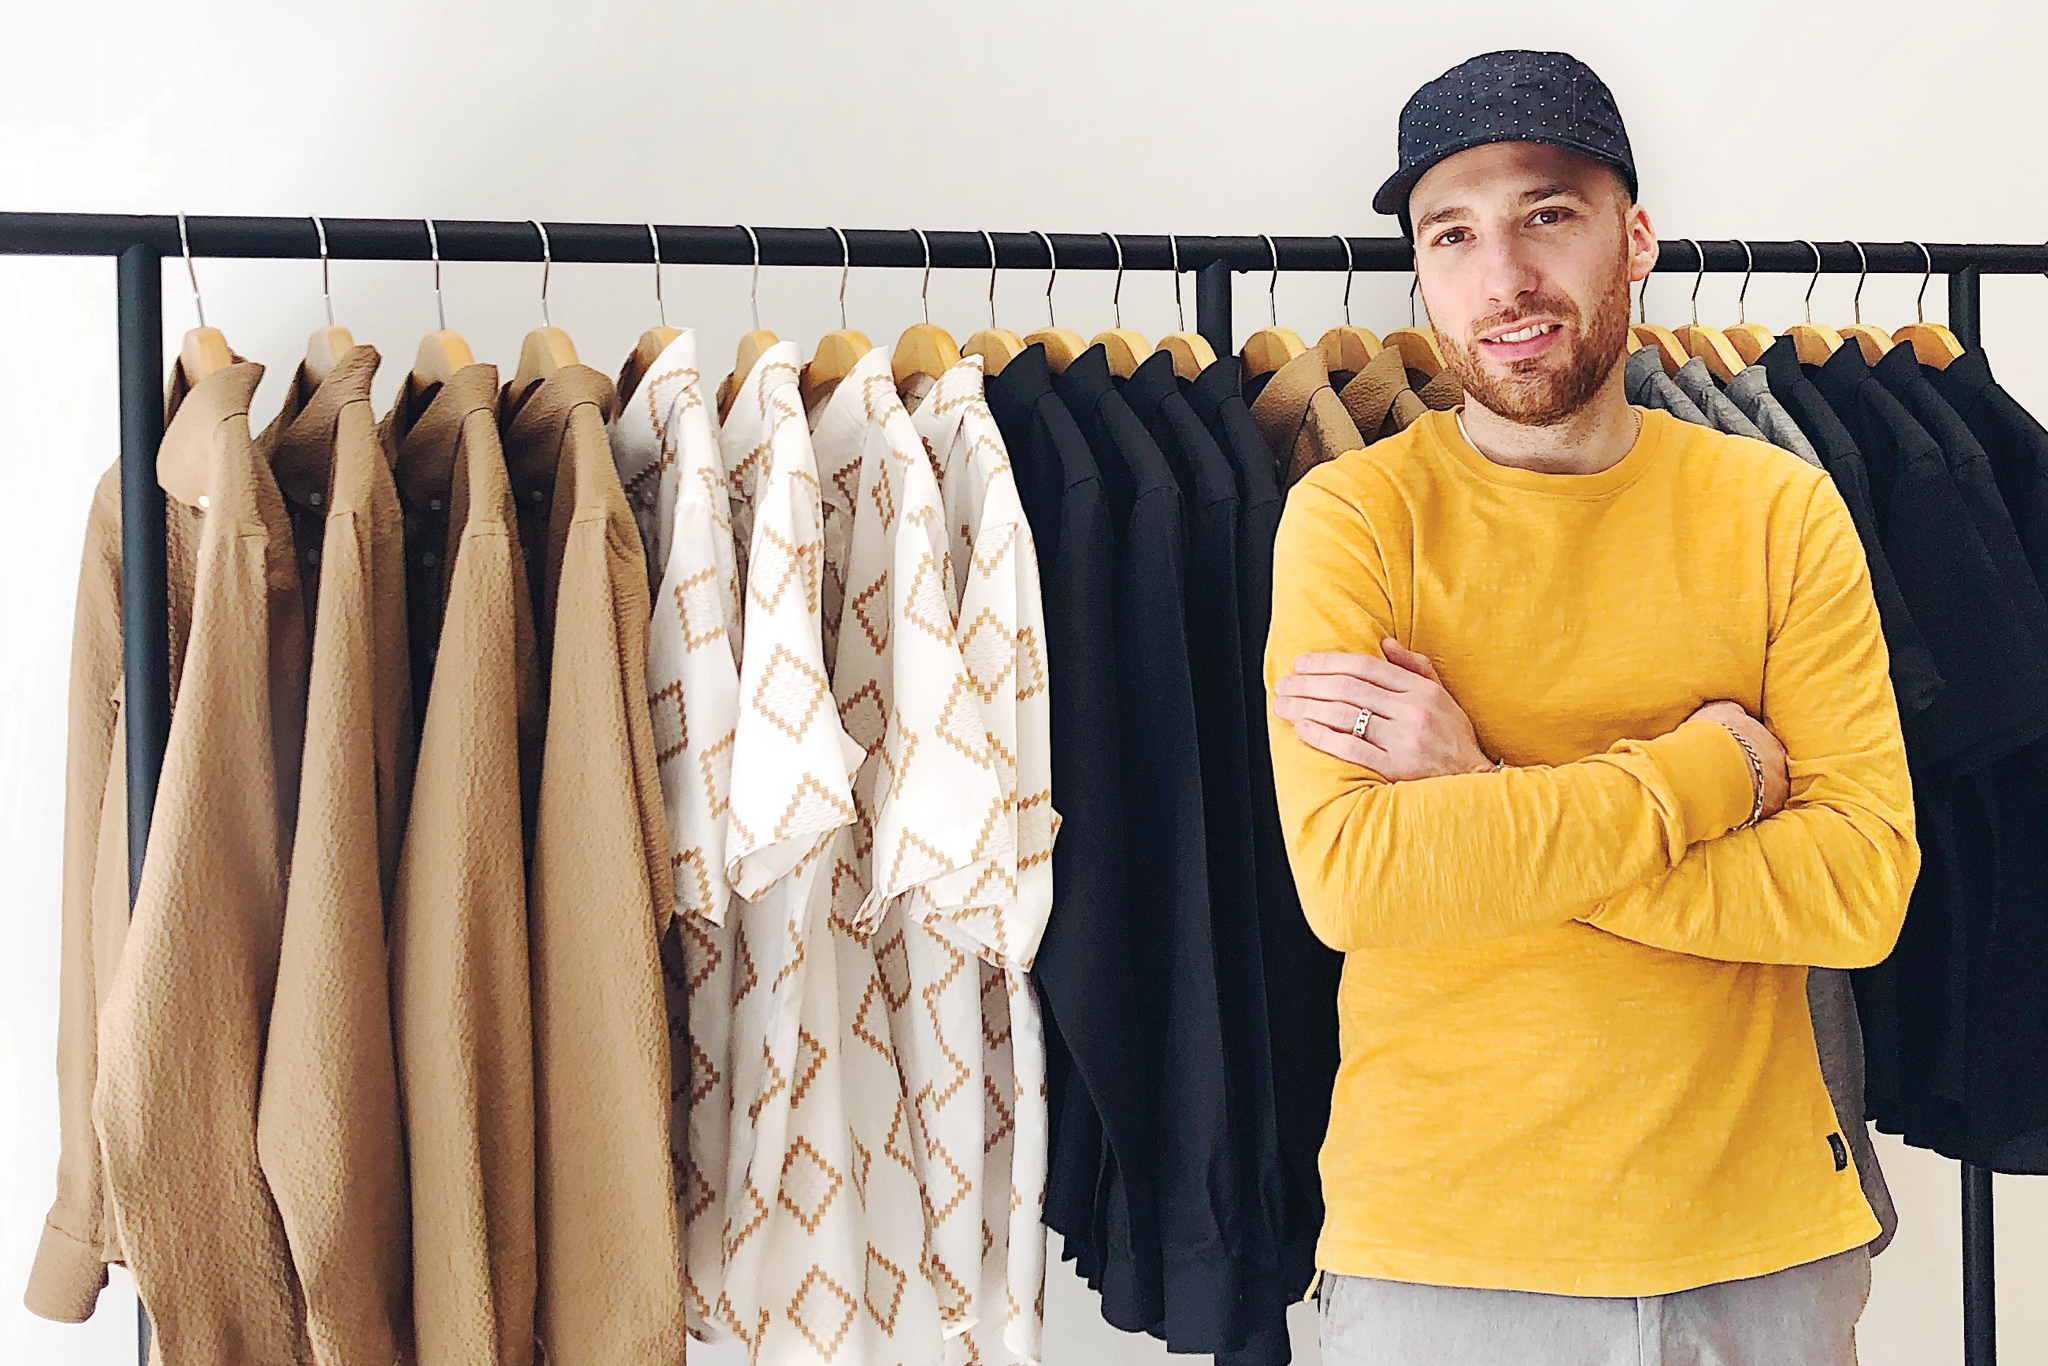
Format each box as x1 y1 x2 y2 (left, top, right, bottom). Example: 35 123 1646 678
1 213 2044 275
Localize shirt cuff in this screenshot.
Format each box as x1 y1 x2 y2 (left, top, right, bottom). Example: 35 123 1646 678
24 1218 109 1324
1640 715 1758 847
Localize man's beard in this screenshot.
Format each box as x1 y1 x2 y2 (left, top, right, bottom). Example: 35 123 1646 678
1433 248 1635 428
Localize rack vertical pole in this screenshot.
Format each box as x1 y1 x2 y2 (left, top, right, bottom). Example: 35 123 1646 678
115 242 165 1366
1949 262 1993 1366
1196 259 1232 362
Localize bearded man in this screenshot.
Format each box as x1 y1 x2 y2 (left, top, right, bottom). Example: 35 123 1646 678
1265 49 1918 1366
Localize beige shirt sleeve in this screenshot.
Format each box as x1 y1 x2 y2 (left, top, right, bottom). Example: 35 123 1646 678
516 371 686 1365
253 348 416 1364
92 360 314 1364
386 364 545 1366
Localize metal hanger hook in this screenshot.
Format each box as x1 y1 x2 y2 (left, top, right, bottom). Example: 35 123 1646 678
914 227 933 326
1035 230 1059 328
1170 233 1186 332
1105 232 1125 328
1737 240 1755 325
1409 273 1420 327
738 225 762 332
176 211 206 328
311 215 334 327
980 229 999 331
832 227 852 330
1684 238 1704 326
1911 241 1933 323
1800 240 1823 325
646 223 667 328
1262 234 1281 328
424 218 447 331
1637 270 1649 325
1851 240 1870 326
1334 234 1356 326
530 220 552 328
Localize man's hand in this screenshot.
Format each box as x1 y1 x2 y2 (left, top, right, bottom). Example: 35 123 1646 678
1688 699 1791 822
1272 639 1494 780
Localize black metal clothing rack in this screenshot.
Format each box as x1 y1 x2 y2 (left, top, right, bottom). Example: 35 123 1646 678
3 213 2041 1366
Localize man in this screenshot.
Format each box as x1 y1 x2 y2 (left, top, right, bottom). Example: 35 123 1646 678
1265 50 1918 1365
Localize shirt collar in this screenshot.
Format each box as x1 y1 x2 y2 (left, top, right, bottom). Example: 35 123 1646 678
384 363 501 507
609 329 702 490
258 345 382 508
985 341 1052 423
1335 345 1409 436
810 345 897 516
157 358 266 508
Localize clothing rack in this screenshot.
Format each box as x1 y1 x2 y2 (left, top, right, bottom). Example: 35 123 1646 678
2 213 2043 1366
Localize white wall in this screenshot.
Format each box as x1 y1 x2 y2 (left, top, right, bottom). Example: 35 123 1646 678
4 2 2046 1362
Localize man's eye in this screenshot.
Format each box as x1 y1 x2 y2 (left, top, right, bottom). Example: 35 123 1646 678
1433 228 1470 247
1532 208 1568 225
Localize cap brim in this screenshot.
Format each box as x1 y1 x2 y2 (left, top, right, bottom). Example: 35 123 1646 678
1372 134 1636 225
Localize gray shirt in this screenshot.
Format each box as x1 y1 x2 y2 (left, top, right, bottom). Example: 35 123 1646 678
1727 365 1824 467
1673 356 1769 443
1623 344 1710 425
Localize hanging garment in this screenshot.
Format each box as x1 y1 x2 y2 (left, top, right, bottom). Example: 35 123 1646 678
1267 406 1914 1296
1622 345 1710 426
1056 345 1236 1353
1930 348 2048 588
809 349 995 1346
253 346 416 1365
908 354 1060 1364
712 342 942 1366
503 366 686 1366
610 331 741 1342
982 344 1151 1335
1618 363 1896 1255
28 374 208 1327
92 358 313 1364
1185 356 1338 1306
384 361 544 1366
1726 366 1823 466
1333 345 1428 442
1670 357 1767 443
1247 347 1365 488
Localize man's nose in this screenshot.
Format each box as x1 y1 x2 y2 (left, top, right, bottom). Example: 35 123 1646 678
1477 237 1544 308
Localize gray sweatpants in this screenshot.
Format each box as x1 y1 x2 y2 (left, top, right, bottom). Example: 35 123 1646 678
1317 1247 1871 1365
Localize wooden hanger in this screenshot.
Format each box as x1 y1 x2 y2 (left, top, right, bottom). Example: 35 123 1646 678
1630 324 1691 375
959 231 1027 377
298 218 353 385
1834 242 1892 363
891 229 960 388
171 214 234 382
411 219 476 390
1786 240 1847 363
1317 237 1383 378
1890 242 1966 368
507 222 578 402
1723 323 1774 366
1666 241 1744 381
618 224 684 405
1242 234 1309 378
1152 235 1218 381
1022 230 1089 373
1383 327 1446 379
802 225 875 407
720 228 780 416
1086 234 1151 379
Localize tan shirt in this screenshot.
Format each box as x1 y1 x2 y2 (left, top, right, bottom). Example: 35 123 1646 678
506 366 686 1365
253 346 416 1365
27 371 206 1326
92 359 314 1364
1249 348 1366 488
385 363 545 1366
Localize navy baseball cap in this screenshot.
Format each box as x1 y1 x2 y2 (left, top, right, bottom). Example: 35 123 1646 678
1374 50 1637 238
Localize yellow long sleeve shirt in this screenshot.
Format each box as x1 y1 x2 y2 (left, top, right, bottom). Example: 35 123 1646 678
1265 405 1917 1297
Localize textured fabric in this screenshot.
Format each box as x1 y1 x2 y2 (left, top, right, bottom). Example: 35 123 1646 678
1728 365 1823 466
710 343 942 1365
1249 347 1365 488
92 358 313 1363
385 361 544 1366
1623 344 1709 426
254 347 416 1364
1317 1247 1870 1366
1267 406 1916 1296
1671 356 1768 442
625 332 744 1337
505 366 686 1365
1333 345 1424 443
810 350 995 1345
909 356 1059 1364
28 376 207 1326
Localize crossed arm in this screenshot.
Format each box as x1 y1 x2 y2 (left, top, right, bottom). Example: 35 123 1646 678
1264 477 1918 968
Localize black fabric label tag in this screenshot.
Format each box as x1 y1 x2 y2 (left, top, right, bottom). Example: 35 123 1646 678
1828 1132 1849 1172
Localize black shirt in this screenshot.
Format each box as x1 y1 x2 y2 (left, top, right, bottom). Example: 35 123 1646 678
1056 345 1241 1355
1123 353 1289 1366
985 345 1156 1301
1928 348 2048 601
1187 357 1340 1301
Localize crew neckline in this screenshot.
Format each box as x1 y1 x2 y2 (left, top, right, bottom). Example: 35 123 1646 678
1432 403 1668 499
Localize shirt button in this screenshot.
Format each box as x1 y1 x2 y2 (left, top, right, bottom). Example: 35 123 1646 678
306 546 320 565
197 494 210 511
309 490 324 507
422 552 438 568
529 489 543 503
428 497 444 512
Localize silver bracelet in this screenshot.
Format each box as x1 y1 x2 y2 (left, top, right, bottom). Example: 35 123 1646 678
1716 720 1768 829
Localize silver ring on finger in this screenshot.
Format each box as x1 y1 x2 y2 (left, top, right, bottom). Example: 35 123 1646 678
1352 707 1375 742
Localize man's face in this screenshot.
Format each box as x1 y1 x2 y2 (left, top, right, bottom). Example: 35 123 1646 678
1407 141 1654 427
